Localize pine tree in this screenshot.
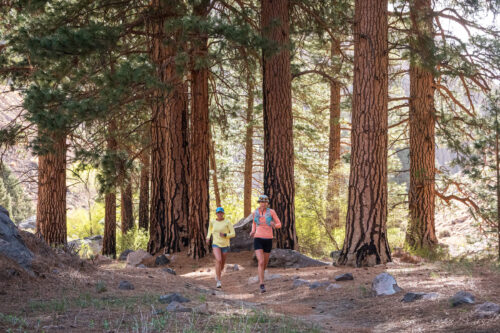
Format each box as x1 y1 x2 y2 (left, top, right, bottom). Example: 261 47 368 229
262 0 296 249
338 0 391 266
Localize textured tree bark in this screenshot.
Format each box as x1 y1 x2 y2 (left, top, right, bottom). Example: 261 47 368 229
164 43 189 253
36 133 67 246
188 0 210 259
209 129 221 208
243 74 255 217
325 39 342 231
406 0 438 250
261 0 296 249
120 180 134 234
138 151 150 231
147 0 170 254
103 121 117 257
338 0 391 267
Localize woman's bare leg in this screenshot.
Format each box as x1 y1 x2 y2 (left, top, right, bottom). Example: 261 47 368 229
255 249 265 285
213 247 222 281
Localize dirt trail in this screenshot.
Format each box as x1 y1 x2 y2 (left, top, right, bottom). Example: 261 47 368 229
1 248 500 332
171 251 500 332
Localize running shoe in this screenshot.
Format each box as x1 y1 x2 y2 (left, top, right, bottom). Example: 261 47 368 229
216 280 222 288
260 284 266 293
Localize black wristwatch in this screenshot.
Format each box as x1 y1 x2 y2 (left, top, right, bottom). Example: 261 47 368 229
223 233 227 237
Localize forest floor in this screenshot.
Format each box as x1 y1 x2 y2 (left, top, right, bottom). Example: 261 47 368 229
1 239 500 333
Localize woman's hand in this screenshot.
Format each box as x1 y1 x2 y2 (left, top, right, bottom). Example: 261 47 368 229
249 231 255 237
205 238 210 246
219 232 226 238
270 221 276 228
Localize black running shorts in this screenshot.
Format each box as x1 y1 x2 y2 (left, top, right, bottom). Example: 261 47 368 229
254 238 273 253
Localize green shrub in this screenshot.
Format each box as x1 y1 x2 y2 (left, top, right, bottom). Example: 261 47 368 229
117 226 149 254
67 202 105 240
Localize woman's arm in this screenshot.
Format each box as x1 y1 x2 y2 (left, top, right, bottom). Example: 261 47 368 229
206 220 213 239
226 221 236 239
271 210 281 229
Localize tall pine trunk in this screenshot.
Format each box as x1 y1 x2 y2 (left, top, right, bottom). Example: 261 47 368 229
120 180 134 234
188 0 210 259
164 40 189 253
103 122 117 257
325 39 342 232
209 128 221 208
243 74 255 217
406 0 437 250
36 133 67 246
138 151 150 231
338 0 391 267
261 0 296 249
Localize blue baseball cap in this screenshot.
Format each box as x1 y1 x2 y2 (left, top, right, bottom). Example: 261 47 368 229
216 207 225 213
258 194 269 203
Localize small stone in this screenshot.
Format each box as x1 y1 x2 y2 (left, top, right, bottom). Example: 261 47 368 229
118 249 133 261
166 301 192 313
326 283 342 291
309 281 330 290
422 292 439 300
42 325 64 330
474 302 500 318
193 303 210 315
335 273 354 281
207 268 211 272
450 291 475 307
402 292 426 303
52 269 60 274
137 264 147 269
292 279 310 288
232 264 239 271
159 293 190 304
163 267 176 275
155 255 170 266
118 280 134 290
372 273 402 296
248 276 259 284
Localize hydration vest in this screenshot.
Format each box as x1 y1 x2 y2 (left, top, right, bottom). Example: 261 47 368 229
254 208 273 226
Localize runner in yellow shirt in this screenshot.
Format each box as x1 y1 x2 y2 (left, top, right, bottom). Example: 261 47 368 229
206 207 235 288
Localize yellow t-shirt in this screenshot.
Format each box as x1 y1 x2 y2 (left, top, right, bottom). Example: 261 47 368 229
206 219 235 247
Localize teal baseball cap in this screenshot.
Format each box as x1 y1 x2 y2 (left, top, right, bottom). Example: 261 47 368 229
216 207 225 213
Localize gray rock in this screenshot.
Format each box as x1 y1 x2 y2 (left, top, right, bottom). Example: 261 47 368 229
193 303 210 315
402 292 426 303
450 291 475 307
309 281 330 290
18 215 36 231
230 214 254 252
335 273 354 281
292 279 310 288
422 292 439 300
162 267 176 275
159 293 190 304
166 301 192 313
231 264 239 271
372 273 402 296
330 250 341 261
118 280 134 290
137 264 147 269
326 283 342 291
118 249 133 261
155 254 170 266
253 248 329 268
0 206 33 271
126 249 152 267
474 302 500 318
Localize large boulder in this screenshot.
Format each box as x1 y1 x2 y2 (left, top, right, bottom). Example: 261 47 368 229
372 273 402 296
252 248 329 268
126 249 152 267
230 214 253 252
68 235 103 258
0 206 34 271
18 215 36 231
